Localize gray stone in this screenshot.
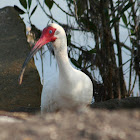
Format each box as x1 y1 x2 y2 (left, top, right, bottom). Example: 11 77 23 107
0 7 42 112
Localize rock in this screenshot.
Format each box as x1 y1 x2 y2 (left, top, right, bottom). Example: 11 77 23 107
0 109 140 140
91 97 140 110
0 7 42 112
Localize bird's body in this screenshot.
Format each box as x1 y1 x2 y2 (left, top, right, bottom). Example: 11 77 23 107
19 23 93 113
41 65 93 112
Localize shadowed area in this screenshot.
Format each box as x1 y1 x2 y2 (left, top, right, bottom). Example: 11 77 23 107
0 7 42 112
91 97 140 110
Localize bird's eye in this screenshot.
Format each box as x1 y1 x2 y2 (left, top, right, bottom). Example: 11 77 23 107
49 30 53 34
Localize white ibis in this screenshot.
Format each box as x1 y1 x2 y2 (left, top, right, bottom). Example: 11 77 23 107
19 23 93 113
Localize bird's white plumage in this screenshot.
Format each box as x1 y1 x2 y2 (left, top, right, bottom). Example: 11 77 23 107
41 23 93 112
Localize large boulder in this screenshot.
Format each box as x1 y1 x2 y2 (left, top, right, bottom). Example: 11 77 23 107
0 7 42 112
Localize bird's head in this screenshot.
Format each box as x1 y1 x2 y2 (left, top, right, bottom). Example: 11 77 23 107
19 23 66 84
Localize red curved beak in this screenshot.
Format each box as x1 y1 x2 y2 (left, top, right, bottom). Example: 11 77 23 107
19 37 50 85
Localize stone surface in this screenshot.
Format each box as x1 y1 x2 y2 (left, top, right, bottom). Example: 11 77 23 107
0 7 42 112
91 97 140 110
0 108 140 140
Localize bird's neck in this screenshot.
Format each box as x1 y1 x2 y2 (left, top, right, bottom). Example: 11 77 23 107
55 48 73 77
53 41 73 78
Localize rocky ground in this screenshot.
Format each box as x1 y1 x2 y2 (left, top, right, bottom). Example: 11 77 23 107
0 108 140 140
0 7 140 140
